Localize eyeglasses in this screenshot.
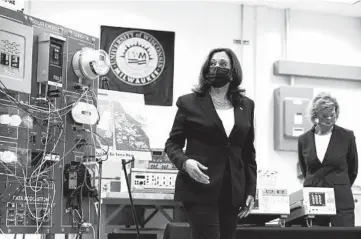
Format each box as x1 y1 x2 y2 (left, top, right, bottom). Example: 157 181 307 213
210 59 230 68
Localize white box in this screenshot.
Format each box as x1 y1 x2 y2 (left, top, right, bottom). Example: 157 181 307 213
287 187 336 223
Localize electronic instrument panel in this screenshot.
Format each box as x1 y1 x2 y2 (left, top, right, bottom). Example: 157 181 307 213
130 168 177 193
147 148 176 170
286 187 336 225
252 188 290 215
129 149 177 193
0 6 107 234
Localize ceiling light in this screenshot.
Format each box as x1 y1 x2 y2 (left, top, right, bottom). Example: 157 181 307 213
258 0 360 4
320 0 360 4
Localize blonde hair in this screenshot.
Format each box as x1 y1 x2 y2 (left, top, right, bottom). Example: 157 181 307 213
309 92 339 125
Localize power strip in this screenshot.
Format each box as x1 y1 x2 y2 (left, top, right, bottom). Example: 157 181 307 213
130 168 177 192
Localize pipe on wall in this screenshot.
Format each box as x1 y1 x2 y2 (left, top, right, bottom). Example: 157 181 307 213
24 0 32 15
240 4 244 65
284 8 290 60
284 8 295 86
252 6 258 148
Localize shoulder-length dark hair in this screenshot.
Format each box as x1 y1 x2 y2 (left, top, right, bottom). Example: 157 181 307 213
192 48 245 106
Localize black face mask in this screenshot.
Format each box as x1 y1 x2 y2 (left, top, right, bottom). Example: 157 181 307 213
206 67 232 88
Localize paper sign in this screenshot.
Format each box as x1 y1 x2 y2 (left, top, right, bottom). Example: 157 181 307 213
294 113 303 125
292 128 304 137
293 99 303 105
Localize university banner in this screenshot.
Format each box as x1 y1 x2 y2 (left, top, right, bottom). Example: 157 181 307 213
100 25 175 106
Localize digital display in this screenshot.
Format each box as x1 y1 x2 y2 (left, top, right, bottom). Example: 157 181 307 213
0 52 9 66
53 48 59 60
10 55 19 68
152 151 163 156
44 154 60 162
309 192 326 206
50 43 62 66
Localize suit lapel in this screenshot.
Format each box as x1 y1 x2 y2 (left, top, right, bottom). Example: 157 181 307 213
229 102 244 138
198 93 227 137
322 125 339 163
306 129 319 163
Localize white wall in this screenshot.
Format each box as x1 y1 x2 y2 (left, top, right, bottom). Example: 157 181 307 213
247 7 361 189
10 0 361 232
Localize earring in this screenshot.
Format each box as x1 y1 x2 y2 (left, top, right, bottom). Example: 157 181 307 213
315 118 319 124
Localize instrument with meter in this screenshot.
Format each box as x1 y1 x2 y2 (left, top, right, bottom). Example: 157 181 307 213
71 102 99 125
286 187 336 226
130 168 177 193
72 48 110 81
147 148 176 170
251 188 290 215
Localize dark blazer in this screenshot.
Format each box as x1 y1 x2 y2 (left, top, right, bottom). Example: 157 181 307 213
164 92 257 207
298 125 358 210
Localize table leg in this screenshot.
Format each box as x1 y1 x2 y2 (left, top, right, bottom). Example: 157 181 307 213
155 205 173 222
105 205 126 224
142 208 159 227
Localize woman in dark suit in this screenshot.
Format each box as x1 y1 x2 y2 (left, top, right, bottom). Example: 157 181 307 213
298 92 358 227
165 48 257 239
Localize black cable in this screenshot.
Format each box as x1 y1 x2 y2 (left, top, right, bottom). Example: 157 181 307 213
122 158 141 239
0 80 48 128
96 159 103 239
0 78 92 234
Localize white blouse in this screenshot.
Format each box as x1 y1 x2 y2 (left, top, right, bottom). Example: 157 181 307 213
314 133 332 163
216 108 234 137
